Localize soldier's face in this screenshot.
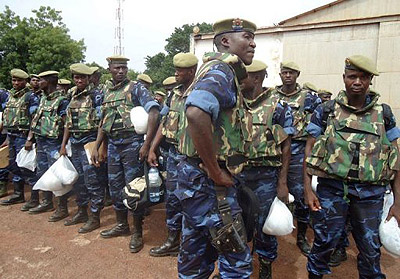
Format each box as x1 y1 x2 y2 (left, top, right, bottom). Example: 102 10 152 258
343 69 371 97
30 77 40 90
175 67 192 85
12 77 27 91
109 63 128 83
226 31 256 65
240 74 255 95
39 78 48 91
279 69 299 86
319 94 331 103
73 74 89 91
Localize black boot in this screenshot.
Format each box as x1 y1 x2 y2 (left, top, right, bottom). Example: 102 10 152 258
328 247 348 267
149 229 180 257
130 215 144 253
297 221 311 256
64 206 88 226
259 257 272 279
79 211 101 233
100 210 130 238
0 181 25 205
309 272 323 279
21 190 39 211
29 191 54 214
0 181 7 198
48 194 69 222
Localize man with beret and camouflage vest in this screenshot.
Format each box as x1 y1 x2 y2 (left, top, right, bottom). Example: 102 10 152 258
174 18 256 278
304 55 400 279
30 74 42 97
147 52 198 258
270 61 321 256
58 63 105 233
154 90 169 117
0 69 39 206
57 79 72 100
25 70 70 221
0 87 10 198
237 60 294 279
91 55 160 253
317 89 333 103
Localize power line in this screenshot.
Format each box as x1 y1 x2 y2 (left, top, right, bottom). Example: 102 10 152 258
114 0 124 55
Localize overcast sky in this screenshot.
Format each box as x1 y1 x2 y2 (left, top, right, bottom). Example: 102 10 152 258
2 0 333 72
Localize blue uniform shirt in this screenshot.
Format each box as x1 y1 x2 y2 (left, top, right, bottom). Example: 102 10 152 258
0 89 9 112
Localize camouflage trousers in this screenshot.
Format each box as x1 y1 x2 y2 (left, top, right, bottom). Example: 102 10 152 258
307 183 385 279
288 153 309 223
70 143 105 213
175 159 252 279
107 140 143 213
236 166 279 262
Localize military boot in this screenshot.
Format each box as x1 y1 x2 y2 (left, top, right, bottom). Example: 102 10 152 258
149 229 180 257
129 215 144 253
309 272 323 279
259 257 272 279
78 211 101 233
48 194 69 222
21 190 40 211
0 181 7 198
328 247 348 267
0 181 25 205
29 191 54 214
297 221 311 256
100 210 130 238
64 206 88 226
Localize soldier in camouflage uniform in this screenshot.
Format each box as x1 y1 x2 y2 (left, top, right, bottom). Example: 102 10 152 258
30 74 42 97
302 82 318 94
270 62 321 255
0 87 10 198
154 90 169 117
59 63 105 233
0 69 39 206
147 52 198 257
91 55 160 253
25 70 70 221
317 89 332 103
304 55 400 279
137 74 153 90
162 76 177 108
174 18 256 278
237 60 294 279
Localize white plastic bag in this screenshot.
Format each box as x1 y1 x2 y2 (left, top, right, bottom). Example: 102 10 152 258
311 176 318 193
16 144 37 171
52 155 79 185
130 106 148 134
379 192 400 257
263 197 295 236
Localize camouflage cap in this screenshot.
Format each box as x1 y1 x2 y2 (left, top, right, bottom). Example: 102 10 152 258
38 70 59 78
173 53 198 68
10 69 29 79
317 89 332 96
280 61 300 72
137 74 152 84
30 74 40 79
106 55 129 65
303 82 318 92
154 90 166 97
162 76 176 86
90 66 99 73
345 55 379 76
58 79 71 85
70 63 93 75
245 60 267 73
213 18 257 37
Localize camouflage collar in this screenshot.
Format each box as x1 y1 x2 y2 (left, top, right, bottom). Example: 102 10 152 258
173 84 185 97
244 87 272 108
275 83 302 97
202 52 247 81
335 90 379 113
11 86 29 98
109 78 130 91
72 84 93 98
46 90 63 101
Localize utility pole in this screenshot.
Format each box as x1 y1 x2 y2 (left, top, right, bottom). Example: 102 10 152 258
114 0 124 55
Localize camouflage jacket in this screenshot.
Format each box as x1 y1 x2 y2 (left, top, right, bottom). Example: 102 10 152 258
306 91 399 185
31 90 67 139
177 52 251 175
3 86 33 131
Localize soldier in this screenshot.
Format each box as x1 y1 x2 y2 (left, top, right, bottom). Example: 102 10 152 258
270 61 321 255
91 55 160 253
304 55 400 279
59 63 105 233
147 52 198 257
30 74 42 96
303 82 318 94
0 87 10 198
57 79 72 98
317 89 332 103
0 69 39 206
137 74 153 90
89 66 102 89
238 60 294 278
174 18 256 278
25 70 70 222
153 90 168 117
162 76 177 107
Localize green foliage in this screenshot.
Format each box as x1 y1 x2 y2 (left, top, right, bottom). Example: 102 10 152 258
0 6 86 88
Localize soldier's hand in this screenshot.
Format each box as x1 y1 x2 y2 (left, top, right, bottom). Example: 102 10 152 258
305 190 321 211
147 149 158 167
200 163 234 187
91 148 100 168
386 203 400 226
59 145 67 156
276 180 289 204
24 140 33 151
139 143 150 162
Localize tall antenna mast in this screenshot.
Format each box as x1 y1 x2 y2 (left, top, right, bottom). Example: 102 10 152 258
114 0 124 55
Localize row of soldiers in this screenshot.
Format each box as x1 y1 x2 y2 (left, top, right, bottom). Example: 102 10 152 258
1 17 400 279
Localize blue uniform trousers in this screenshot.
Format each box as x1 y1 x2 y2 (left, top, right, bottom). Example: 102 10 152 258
8 134 36 186
288 153 309 223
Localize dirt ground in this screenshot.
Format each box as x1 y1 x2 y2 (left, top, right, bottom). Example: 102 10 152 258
1 190 400 279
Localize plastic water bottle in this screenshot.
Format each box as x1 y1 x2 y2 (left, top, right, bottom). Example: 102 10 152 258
148 167 161 203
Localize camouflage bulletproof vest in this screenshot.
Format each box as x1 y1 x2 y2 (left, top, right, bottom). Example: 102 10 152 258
31 90 66 138
3 87 31 131
101 79 135 135
306 91 399 185
271 85 309 141
245 89 288 167
65 85 100 133
177 52 251 175
162 85 185 146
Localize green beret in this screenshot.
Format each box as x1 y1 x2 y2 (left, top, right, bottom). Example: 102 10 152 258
280 61 300 72
303 82 318 92
154 90 166 97
173 53 198 68
245 60 267 73
70 63 93 75
137 74 152 84
162 76 176 86
317 89 332 96
213 18 257 37
38 70 59 78
10 69 29 79
30 74 40 79
106 55 129 64
58 79 71 85
90 66 99 73
345 55 379 76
